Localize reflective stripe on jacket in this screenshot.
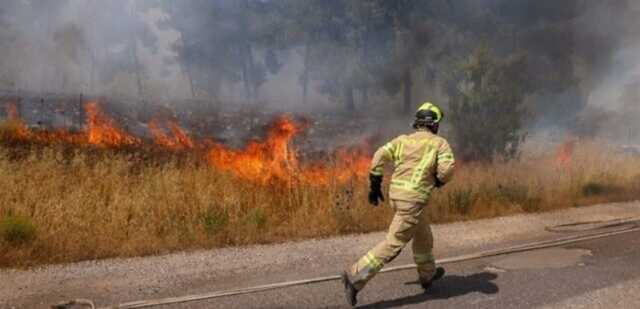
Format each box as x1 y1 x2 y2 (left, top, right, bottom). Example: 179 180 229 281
370 130 455 203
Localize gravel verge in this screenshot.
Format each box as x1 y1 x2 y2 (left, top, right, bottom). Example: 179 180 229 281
2 201 639 309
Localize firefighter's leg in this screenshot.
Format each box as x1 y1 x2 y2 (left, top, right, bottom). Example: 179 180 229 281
349 200 423 290
412 208 436 281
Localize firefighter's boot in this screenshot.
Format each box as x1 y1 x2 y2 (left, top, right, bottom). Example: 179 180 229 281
420 266 445 291
341 272 359 307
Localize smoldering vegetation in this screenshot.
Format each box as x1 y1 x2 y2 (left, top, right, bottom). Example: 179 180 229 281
2 1 640 266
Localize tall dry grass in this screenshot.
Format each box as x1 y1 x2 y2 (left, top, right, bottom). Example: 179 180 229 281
1 133 640 267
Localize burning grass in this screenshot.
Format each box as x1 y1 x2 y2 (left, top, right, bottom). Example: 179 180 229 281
2 114 640 267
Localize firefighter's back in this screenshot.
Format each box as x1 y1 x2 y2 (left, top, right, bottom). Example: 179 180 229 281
388 130 451 203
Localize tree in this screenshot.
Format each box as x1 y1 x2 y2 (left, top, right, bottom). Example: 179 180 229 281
159 0 279 102
288 0 365 112
447 46 533 161
373 0 435 114
283 1 406 113
75 0 159 98
275 0 346 106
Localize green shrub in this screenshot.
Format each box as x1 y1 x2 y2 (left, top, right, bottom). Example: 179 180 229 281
582 182 619 197
447 188 476 215
245 208 267 229
0 215 36 245
202 209 229 235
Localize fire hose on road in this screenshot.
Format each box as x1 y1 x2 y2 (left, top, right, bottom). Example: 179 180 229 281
52 216 640 309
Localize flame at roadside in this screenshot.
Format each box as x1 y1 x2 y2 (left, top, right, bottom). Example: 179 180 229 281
207 115 371 185
556 138 576 166
148 118 195 150
2 102 141 147
84 102 141 147
207 116 303 184
3 103 372 185
3 103 30 139
301 146 371 185
5 103 20 121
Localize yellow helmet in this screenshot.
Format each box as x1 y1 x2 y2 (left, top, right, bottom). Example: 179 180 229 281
415 102 443 124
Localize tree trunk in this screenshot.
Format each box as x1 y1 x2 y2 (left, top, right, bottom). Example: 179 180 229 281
362 87 369 105
87 44 96 94
129 4 144 100
131 40 144 100
301 43 310 105
40 7 53 93
241 53 251 101
184 65 196 99
246 44 257 101
240 0 256 103
403 69 413 114
239 46 256 103
511 26 518 51
77 93 83 128
88 0 98 94
344 85 355 113
129 3 144 101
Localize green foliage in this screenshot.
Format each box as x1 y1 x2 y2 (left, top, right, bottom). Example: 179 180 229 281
582 182 620 197
582 182 606 196
447 46 532 161
447 187 477 215
0 215 36 245
201 208 229 235
245 208 267 229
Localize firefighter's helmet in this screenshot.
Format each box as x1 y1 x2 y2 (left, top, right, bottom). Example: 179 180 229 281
413 102 443 129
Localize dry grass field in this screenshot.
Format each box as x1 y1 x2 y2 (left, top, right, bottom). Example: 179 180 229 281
1 117 640 268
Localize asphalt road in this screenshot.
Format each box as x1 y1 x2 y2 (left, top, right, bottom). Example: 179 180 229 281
4 202 640 309
176 229 640 309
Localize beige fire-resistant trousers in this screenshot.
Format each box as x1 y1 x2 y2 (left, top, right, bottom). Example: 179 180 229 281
349 199 435 290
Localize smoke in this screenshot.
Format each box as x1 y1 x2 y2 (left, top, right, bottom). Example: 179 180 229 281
0 0 190 100
509 0 640 145
2 0 640 148
571 1 640 143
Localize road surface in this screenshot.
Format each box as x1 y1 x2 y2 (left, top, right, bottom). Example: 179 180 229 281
2 202 640 309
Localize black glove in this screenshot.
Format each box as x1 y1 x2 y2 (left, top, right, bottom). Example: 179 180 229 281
369 174 384 206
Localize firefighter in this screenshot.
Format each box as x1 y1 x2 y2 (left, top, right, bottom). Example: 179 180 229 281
341 102 455 306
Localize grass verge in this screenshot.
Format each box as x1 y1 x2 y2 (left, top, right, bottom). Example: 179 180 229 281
1 138 639 268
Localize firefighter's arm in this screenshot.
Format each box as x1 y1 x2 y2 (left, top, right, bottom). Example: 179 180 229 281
369 139 397 177
368 139 396 206
435 139 455 187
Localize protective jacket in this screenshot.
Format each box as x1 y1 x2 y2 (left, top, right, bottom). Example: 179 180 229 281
369 130 455 203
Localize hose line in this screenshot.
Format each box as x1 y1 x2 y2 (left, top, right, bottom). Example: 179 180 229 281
51 216 640 309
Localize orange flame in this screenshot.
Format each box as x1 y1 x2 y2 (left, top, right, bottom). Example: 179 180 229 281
301 146 371 184
5 103 20 121
84 102 141 147
3 103 31 139
148 118 195 150
2 102 372 186
207 115 371 185
556 138 575 166
2 102 141 147
207 116 303 184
